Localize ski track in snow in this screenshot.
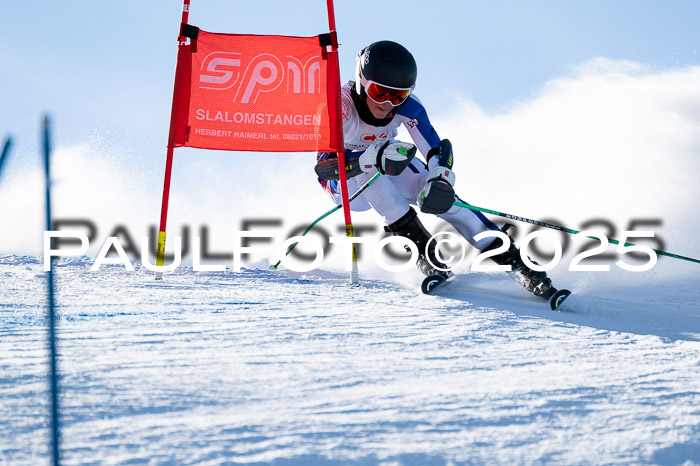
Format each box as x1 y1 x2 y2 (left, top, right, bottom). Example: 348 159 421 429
1 255 700 465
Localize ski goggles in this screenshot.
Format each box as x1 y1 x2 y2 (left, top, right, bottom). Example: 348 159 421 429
365 81 413 106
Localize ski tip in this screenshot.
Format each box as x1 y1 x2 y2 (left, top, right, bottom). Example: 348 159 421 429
422 275 447 294
549 289 572 311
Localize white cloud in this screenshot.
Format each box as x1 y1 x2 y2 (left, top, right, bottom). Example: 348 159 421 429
433 59 700 273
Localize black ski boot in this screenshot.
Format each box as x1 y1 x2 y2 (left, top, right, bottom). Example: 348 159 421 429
482 226 556 300
385 207 454 281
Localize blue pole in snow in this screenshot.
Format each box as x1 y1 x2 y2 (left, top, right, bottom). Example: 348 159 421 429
43 115 61 466
0 137 12 183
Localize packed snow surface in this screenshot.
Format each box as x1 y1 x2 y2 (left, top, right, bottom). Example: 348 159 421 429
1 255 699 465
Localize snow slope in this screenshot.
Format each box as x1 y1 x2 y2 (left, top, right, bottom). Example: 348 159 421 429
1 255 699 465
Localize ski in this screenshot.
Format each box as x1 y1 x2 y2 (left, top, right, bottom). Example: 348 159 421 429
422 273 572 311
548 289 572 311
421 274 450 294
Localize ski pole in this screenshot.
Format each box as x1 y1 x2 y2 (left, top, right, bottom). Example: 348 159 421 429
454 201 700 264
269 172 382 270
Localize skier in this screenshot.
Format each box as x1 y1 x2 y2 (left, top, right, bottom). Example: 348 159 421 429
315 40 566 303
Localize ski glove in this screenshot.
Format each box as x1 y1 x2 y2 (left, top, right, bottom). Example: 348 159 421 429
359 141 417 176
418 166 456 214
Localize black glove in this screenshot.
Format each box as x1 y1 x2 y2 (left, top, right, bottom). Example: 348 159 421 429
418 166 456 214
314 152 364 180
418 139 456 214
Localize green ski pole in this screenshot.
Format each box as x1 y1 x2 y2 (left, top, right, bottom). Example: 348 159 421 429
270 172 382 270
454 201 700 264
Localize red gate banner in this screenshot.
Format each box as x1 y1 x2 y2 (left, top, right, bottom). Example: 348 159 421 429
171 29 340 152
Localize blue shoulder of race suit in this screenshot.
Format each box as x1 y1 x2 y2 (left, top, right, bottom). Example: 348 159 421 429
395 95 441 150
395 94 426 120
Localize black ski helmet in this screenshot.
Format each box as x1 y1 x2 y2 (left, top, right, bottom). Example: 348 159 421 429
355 41 417 100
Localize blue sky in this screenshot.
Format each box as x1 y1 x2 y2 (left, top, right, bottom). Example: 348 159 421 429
2 0 699 161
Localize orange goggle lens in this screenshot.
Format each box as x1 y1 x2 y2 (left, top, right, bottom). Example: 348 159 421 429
365 82 412 106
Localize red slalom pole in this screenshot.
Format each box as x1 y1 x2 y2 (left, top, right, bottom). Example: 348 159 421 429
326 0 359 284
155 0 191 279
